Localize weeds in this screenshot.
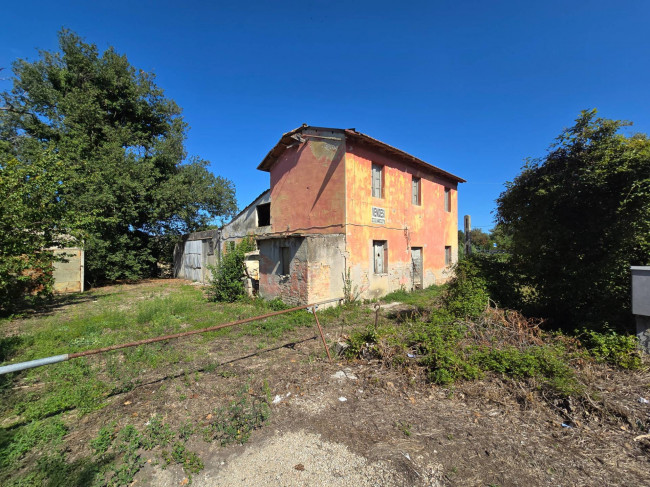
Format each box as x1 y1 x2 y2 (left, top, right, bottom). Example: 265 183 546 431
203 382 271 446
345 308 582 396
89 415 203 485
579 329 642 369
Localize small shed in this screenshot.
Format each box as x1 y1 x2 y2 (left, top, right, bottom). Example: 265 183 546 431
173 230 219 283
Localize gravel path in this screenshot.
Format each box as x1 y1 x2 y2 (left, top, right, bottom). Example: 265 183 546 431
195 430 413 487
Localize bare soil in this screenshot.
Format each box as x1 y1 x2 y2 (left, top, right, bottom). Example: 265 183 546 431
56 305 650 487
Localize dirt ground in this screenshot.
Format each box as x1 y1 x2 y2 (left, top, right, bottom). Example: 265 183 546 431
54 305 650 487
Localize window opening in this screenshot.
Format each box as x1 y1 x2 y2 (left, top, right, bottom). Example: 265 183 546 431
412 176 421 205
372 164 384 198
445 246 452 266
444 188 451 212
257 203 271 226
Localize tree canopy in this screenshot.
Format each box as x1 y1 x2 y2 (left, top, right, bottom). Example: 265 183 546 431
1 30 237 286
496 110 650 330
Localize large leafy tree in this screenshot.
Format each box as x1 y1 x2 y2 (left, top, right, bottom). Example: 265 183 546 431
496 110 650 331
1 30 237 284
0 152 82 311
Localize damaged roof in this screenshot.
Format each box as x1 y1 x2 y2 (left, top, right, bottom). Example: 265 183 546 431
257 124 466 183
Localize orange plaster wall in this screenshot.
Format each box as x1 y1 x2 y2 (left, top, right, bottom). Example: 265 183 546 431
344 143 458 295
269 134 346 234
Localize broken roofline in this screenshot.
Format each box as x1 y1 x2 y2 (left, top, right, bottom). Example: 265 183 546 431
256 125 466 184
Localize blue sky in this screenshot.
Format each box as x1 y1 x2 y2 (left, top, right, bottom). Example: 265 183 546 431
3 1 649 231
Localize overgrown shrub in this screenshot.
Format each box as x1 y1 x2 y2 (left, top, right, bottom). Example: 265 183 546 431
207 237 255 302
579 329 642 369
444 259 489 319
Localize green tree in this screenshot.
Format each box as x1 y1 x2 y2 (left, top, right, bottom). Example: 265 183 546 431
496 110 650 330
0 152 81 311
1 30 237 284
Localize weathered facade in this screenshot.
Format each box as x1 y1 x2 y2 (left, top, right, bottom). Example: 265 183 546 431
255 125 464 305
219 189 271 253
173 230 219 283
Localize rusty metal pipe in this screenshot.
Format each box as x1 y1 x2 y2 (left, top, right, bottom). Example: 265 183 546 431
0 298 342 375
311 308 333 363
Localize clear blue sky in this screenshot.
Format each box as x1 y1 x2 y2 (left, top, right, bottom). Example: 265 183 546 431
3 1 649 231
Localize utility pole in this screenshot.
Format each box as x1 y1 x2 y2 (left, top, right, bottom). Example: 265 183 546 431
464 215 471 256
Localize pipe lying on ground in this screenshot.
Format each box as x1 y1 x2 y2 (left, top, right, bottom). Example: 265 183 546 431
0 298 341 375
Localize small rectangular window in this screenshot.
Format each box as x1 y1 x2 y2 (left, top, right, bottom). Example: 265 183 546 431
445 246 452 266
372 163 384 198
280 246 291 275
257 203 271 227
412 176 421 205
207 240 214 256
444 188 451 212
373 240 388 274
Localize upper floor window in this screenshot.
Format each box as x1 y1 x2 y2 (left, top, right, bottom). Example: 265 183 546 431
444 187 451 212
257 203 271 226
412 176 421 205
372 163 384 198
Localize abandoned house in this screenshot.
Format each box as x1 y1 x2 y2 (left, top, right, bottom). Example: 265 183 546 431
173 125 464 306
253 125 464 305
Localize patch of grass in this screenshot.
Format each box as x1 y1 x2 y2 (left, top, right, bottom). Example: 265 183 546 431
0 417 68 470
382 285 445 308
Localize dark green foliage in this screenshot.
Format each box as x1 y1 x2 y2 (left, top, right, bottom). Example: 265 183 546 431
579 329 642 369
472 346 580 396
1 30 237 285
496 110 650 331
207 237 255 302
469 253 523 310
443 259 489 319
0 154 82 312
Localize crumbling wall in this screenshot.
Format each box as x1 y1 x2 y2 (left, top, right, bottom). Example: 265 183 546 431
258 237 308 306
306 234 346 305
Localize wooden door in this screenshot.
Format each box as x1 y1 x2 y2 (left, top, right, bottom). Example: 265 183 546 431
411 247 422 290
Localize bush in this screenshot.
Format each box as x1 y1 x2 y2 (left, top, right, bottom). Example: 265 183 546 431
444 259 489 319
579 329 642 369
207 237 255 302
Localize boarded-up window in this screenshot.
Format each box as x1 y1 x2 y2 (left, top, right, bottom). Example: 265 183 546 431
445 246 452 266
280 246 291 275
412 176 421 205
372 164 384 198
257 203 271 226
373 240 388 274
444 188 451 212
